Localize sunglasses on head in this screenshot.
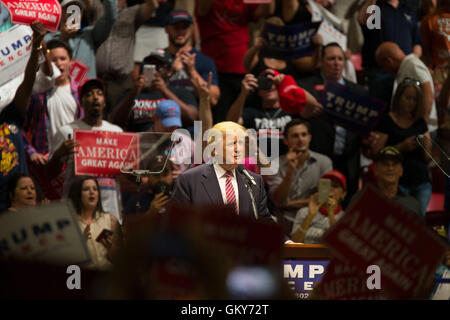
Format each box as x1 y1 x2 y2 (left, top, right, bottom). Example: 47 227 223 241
402 78 421 87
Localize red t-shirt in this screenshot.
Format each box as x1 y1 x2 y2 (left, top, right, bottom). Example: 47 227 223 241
195 0 259 74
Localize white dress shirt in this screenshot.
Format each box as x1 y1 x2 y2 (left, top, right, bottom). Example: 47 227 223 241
213 164 239 214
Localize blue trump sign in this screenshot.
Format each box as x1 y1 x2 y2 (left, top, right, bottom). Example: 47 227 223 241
263 22 320 59
283 260 329 299
321 82 386 135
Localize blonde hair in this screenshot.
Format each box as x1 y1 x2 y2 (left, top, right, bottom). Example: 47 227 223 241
207 121 247 147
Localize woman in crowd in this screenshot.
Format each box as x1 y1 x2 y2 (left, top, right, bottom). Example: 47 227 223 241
290 170 347 244
68 175 122 270
373 78 433 215
6 173 37 212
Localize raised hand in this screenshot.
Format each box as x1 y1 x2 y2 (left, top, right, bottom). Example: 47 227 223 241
241 74 258 94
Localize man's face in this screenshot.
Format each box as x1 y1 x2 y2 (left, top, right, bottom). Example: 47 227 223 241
258 82 279 103
328 179 347 204
216 134 245 166
82 86 105 118
374 158 403 184
284 124 311 153
321 46 345 81
165 22 192 47
49 47 71 82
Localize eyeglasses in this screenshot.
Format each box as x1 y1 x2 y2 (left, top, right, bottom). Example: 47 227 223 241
402 78 422 87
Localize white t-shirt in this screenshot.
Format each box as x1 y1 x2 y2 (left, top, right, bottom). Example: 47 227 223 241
52 119 124 223
47 83 77 152
395 54 437 132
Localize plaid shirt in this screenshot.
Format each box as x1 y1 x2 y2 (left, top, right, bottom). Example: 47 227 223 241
22 78 83 156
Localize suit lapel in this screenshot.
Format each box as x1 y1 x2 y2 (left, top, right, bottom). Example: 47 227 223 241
201 164 223 205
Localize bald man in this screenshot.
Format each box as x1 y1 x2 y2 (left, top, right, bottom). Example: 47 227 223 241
375 41 437 132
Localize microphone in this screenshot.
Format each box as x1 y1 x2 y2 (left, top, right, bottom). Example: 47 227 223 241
237 165 256 187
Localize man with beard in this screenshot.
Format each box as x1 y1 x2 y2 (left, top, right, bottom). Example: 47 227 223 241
163 10 221 106
49 79 124 222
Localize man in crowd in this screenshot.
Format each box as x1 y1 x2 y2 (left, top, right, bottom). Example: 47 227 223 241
96 0 166 111
265 119 333 235
297 42 366 206
163 10 220 106
22 40 84 199
376 41 437 132
195 0 274 123
23 40 84 167
171 121 271 220
355 146 422 217
110 50 198 133
49 79 123 222
45 0 117 79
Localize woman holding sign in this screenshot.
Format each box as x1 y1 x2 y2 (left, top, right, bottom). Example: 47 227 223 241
68 175 122 270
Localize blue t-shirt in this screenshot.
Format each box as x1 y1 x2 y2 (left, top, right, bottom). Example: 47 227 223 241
165 48 219 95
0 103 28 211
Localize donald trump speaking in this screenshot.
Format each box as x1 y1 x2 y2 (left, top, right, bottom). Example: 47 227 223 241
171 121 271 219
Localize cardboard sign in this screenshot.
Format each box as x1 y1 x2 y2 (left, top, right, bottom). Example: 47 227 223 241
0 201 91 265
322 185 449 299
69 59 88 83
317 19 347 51
1 0 62 33
321 82 386 135
284 260 329 299
262 22 321 59
74 130 139 177
0 24 32 87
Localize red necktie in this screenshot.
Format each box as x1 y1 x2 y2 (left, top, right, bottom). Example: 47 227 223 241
224 171 238 215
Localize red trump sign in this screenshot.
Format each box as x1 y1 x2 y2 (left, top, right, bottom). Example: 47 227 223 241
74 130 139 177
322 185 449 299
1 0 62 33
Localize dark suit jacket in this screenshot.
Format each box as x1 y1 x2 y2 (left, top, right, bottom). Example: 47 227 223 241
171 164 271 220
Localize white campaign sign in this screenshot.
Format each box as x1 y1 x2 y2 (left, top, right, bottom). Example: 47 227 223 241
317 19 347 51
0 200 91 265
0 24 33 87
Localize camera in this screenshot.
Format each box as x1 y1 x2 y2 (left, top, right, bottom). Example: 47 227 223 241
153 181 173 197
257 76 273 90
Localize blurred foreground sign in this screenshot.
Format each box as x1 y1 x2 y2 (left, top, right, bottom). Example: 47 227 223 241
321 185 449 299
118 204 285 299
0 201 90 265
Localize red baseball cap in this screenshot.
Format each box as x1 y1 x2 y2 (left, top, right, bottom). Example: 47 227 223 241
322 170 347 190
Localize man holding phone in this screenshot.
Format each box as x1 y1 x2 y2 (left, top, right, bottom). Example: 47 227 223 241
110 50 198 133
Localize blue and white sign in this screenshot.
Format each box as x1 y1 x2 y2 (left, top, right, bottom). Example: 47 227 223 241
283 260 329 299
321 82 386 135
263 22 320 59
